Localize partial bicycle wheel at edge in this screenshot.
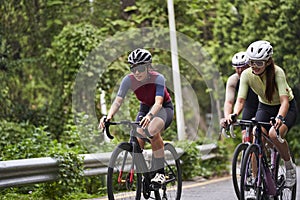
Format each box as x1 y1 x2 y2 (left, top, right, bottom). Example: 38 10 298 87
232 142 249 200
240 144 263 200
107 142 142 200
161 143 182 200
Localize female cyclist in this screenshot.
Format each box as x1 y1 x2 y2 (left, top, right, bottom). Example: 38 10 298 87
226 40 298 187
99 48 174 185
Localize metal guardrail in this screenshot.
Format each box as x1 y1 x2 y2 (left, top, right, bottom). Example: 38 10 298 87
0 144 216 188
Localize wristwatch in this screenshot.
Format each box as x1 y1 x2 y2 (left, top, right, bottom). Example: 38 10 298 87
276 115 285 122
147 113 154 120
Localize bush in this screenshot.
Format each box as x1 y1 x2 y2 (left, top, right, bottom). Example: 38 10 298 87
286 124 300 164
0 120 53 161
175 138 230 180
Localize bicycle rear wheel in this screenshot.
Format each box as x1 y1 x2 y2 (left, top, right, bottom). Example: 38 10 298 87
240 144 264 200
107 142 142 200
274 152 296 200
160 143 182 200
232 143 249 200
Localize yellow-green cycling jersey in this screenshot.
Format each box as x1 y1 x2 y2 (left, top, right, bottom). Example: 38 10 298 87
238 65 294 106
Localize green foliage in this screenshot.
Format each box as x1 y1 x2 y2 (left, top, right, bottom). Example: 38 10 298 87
175 141 202 180
175 139 230 180
286 124 300 164
0 120 53 161
200 140 231 177
42 152 84 199
46 22 102 138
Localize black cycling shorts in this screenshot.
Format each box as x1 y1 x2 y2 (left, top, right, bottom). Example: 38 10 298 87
136 101 174 130
241 106 257 130
255 99 298 132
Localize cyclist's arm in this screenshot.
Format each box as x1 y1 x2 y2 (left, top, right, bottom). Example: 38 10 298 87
147 74 165 117
273 95 290 129
148 96 163 117
140 75 165 128
107 76 131 119
273 67 291 128
278 95 289 118
224 74 239 117
233 97 245 117
230 70 248 117
99 76 129 128
107 96 124 120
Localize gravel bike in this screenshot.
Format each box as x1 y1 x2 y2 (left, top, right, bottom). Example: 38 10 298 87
104 120 182 200
235 119 297 200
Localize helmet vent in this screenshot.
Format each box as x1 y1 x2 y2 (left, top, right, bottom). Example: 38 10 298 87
258 48 263 54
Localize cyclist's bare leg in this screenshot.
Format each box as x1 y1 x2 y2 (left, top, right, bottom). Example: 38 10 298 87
269 125 290 161
137 137 145 149
147 117 166 177
148 117 165 157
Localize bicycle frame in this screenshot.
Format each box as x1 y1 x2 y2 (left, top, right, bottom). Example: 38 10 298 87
110 123 156 196
105 120 182 200
252 123 277 196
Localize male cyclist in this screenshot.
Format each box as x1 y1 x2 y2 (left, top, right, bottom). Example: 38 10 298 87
221 51 259 142
226 40 298 187
99 48 174 186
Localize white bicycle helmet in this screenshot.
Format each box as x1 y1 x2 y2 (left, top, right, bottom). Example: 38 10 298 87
128 48 152 65
246 40 273 61
231 52 248 67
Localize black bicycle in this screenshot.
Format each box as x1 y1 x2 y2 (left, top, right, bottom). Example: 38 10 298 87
104 120 182 200
221 117 253 200
233 119 297 200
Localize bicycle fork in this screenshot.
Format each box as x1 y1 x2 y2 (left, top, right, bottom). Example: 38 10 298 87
117 151 135 187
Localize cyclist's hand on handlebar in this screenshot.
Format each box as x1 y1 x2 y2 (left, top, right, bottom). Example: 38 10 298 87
220 118 228 128
98 116 111 129
225 113 237 125
140 115 152 129
270 117 283 130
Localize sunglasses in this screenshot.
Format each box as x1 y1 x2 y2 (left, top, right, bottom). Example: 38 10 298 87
130 64 148 73
247 60 267 68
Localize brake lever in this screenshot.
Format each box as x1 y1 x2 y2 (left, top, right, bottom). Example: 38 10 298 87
221 126 230 138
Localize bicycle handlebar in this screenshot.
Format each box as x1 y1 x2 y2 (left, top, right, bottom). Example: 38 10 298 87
221 117 285 143
103 120 140 140
221 114 237 138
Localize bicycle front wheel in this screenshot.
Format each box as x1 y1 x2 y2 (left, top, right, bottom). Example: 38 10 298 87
232 142 249 199
240 144 263 200
160 143 182 200
107 142 142 200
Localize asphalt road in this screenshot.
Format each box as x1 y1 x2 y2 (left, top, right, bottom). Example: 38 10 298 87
181 167 300 200
92 167 300 200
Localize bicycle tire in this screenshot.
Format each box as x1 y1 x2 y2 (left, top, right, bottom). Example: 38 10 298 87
240 144 264 200
160 143 182 200
232 143 249 200
274 151 297 200
107 142 142 200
